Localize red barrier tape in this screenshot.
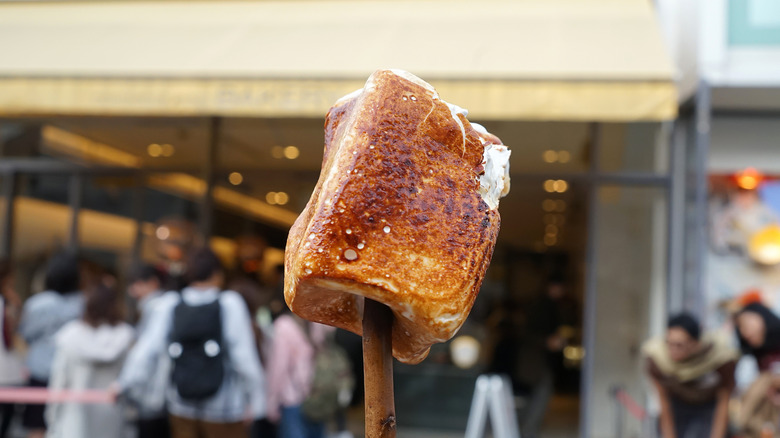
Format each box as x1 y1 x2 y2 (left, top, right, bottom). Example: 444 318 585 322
615 388 648 421
0 387 112 404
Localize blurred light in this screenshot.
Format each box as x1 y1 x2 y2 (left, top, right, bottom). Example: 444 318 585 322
545 224 558 235
543 179 556 192
43 126 141 168
544 234 557 246
736 167 763 190
749 225 780 265
558 151 571 163
542 199 556 212
266 192 277 205
450 335 481 369
554 180 568 193
555 200 567 212
271 146 285 159
544 213 556 225
160 143 175 157
284 146 300 160
555 214 566 226
156 225 170 241
543 150 558 163
564 346 586 361
274 192 289 205
147 143 162 157
228 172 243 186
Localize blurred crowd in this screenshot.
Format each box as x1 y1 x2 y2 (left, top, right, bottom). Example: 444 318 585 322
3 250 779 438
0 248 356 438
643 301 780 438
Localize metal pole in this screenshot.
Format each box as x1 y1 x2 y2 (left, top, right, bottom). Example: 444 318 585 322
1 172 16 259
199 117 220 243
611 386 624 438
67 174 83 253
692 81 711 320
131 176 146 264
127 176 147 323
579 123 601 438
667 117 687 315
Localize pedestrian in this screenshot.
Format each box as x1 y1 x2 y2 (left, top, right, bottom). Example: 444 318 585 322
18 252 84 438
735 302 780 372
45 284 134 438
125 264 172 438
0 260 24 438
643 313 738 438
737 364 780 438
266 301 326 438
229 277 275 438
118 248 264 438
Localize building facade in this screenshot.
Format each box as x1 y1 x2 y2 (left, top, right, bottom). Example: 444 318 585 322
0 1 680 437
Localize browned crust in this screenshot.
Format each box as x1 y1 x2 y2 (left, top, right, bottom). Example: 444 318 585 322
285 70 502 364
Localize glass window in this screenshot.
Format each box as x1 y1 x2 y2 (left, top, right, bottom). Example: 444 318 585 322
729 0 780 46
483 121 591 175
598 122 669 174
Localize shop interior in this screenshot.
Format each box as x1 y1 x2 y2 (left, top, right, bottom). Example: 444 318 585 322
0 116 670 436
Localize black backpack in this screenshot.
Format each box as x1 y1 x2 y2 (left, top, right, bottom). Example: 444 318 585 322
167 299 225 401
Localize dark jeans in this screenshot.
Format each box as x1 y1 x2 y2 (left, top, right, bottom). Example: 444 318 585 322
138 416 171 438
250 418 277 438
22 378 47 430
669 398 716 438
0 403 13 438
279 406 324 438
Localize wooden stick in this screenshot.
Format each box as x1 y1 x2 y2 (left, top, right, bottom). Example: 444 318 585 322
363 298 396 438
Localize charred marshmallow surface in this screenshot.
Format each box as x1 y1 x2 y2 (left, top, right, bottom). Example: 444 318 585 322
284 69 511 364
344 71 512 212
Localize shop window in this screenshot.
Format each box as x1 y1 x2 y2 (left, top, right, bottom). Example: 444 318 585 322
481 121 591 175
598 122 669 174
729 0 780 46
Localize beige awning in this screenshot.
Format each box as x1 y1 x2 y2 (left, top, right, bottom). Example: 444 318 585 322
0 0 677 121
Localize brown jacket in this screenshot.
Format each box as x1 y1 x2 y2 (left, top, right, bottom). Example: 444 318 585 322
643 334 738 405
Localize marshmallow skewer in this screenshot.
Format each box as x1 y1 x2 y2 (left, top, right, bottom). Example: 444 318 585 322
362 299 396 438
284 69 511 435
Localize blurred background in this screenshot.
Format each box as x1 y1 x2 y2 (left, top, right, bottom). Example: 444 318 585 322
0 1 778 438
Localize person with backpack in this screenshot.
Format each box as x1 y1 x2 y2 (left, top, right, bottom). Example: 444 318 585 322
117 248 265 438
267 303 352 438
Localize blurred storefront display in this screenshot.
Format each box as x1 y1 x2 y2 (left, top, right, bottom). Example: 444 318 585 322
0 1 677 437
685 0 780 335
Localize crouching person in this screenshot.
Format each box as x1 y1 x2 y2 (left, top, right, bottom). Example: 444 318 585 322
643 313 738 438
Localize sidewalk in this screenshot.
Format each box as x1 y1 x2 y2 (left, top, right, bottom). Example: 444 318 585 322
343 394 579 438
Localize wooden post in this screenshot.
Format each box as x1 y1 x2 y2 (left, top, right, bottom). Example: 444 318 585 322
362 298 396 438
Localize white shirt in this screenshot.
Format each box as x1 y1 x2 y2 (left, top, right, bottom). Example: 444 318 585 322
120 287 266 422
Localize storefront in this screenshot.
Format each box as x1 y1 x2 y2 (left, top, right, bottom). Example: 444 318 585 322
705 116 780 326
0 1 677 437
679 0 780 360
